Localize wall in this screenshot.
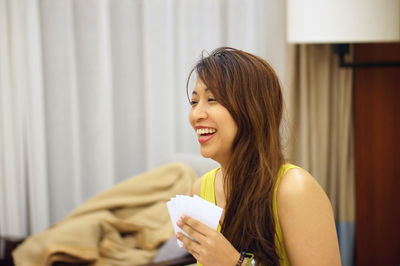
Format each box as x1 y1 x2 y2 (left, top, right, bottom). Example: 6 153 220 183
354 43 400 266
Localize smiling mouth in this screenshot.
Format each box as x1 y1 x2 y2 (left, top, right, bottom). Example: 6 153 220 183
196 128 217 144
196 128 216 136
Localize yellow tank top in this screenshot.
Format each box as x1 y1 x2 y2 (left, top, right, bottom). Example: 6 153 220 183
199 163 298 266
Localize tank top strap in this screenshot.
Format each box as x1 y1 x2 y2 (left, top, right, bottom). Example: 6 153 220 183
198 167 221 266
273 163 300 266
200 167 220 204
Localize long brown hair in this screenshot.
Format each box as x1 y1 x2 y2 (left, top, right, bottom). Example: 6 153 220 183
187 47 285 265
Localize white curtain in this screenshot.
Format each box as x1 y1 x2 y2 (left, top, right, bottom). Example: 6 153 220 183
0 0 49 237
0 0 287 237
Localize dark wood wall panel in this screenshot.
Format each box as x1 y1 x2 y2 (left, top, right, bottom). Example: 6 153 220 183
354 43 400 266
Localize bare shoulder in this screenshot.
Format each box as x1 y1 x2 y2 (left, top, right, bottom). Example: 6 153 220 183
277 167 333 222
276 167 341 265
277 167 329 203
191 176 202 196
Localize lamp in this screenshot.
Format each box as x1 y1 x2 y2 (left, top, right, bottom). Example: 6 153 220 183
287 0 400 67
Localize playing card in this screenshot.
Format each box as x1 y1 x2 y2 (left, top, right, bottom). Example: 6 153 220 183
166 195 223 247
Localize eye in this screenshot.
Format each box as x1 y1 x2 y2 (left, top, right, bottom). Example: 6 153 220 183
190 100 198 106
208 98 216 102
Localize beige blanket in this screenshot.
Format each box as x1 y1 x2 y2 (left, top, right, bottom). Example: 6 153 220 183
13 162 197 266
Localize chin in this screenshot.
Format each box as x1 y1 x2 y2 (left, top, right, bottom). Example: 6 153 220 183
200 152 213 159
200 148 214 159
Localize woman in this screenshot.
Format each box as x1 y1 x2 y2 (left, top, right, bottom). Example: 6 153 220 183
176 47 341 265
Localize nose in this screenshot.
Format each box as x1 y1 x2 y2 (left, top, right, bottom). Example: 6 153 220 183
190 102 208 123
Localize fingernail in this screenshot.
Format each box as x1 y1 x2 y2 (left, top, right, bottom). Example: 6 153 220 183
180 215 186 220
176 220 182 226
176 232 180 239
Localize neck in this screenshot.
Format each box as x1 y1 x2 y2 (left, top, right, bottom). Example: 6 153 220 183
217 166 227 197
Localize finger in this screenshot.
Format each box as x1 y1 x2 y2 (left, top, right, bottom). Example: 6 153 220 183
181 215 215 236
177 218 207 243
177 232 201 255
190 250 200 261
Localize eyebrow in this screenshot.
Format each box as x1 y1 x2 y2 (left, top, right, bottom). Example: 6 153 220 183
192 88 210 95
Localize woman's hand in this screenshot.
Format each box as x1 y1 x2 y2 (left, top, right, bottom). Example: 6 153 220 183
176 215 240 266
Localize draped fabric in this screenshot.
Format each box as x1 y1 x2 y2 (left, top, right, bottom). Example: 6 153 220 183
0 0 287 237
12 162 197 266
286 44 355 266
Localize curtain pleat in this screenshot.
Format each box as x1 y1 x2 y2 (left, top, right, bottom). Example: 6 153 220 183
287 44 355 266
25 0 50 235
0 0 49 236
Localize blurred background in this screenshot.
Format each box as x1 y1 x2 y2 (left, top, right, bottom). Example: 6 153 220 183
1 0 399 265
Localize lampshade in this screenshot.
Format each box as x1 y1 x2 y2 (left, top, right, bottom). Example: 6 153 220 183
287 0 400 43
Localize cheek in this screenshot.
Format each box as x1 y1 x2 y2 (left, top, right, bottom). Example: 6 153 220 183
226 119 238 142
228 124 238 143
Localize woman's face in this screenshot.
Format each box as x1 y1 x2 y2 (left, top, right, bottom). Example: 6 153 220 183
189 78 238 166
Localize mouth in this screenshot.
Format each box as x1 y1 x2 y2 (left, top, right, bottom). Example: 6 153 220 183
196 128 216 136
196 128 217 144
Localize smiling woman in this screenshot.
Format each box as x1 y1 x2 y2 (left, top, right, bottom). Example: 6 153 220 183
189 80 238 167
177 47 342 266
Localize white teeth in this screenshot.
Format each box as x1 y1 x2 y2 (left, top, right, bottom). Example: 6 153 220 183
196 128 216 135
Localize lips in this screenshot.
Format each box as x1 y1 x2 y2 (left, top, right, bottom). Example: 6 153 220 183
195 127 217 144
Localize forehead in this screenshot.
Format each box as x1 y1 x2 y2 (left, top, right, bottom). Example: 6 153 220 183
192 78 212 95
